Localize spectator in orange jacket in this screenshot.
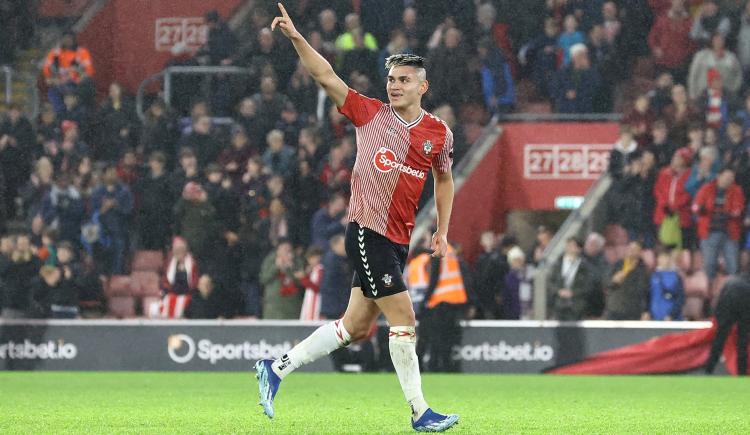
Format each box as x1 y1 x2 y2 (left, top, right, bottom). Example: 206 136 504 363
653 147 693 246
42 31 95 114
692 167 746 281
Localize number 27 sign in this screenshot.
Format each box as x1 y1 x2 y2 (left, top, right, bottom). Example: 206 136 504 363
524 144 611 179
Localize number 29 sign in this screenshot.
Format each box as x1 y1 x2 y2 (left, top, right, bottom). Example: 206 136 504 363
524 144 611 180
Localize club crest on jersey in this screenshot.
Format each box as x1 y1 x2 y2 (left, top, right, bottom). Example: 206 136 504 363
422 140 433 155
382 273 394 288
373 147 426 179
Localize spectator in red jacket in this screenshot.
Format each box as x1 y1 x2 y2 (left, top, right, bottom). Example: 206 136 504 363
692 167 746 280
648 0 695 83
159 236 200 318
653 147 694 246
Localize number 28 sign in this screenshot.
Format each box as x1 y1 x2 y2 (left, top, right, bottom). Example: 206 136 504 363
155 17 208 52
524 144 611 179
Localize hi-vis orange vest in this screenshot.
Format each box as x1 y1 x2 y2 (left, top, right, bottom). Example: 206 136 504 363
427 244 467 309
406 253 431 291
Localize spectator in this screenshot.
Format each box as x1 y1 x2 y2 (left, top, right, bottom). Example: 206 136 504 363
685 146 719 197
159 237 199 319
251 76 292 142
722 117 749 164
235 98 265 153
319 234 351 319
340 29 379 84
600 1 621 44
662 84 700 146
185 274 221 319
136 152 173 250
275 103 306 149
170 148 201 198
0 104 34 216
180 115 222 169
335 13 378 54
218 127 255 186
648 0 695 83
310 193 347 250
139 99 178 164
258 197 291 249
604 241 651 320
287 60 320 118
736 2 750 78
558 15 586 67
688 34 742 101
551 43 602 113
472 232 509 319
242 27 296 95
426 26 473 110
40 173 85 245
288 159 325 246
502 246 526 320
649 72 675 116
698 69 739 133
689 0 731 46
646 120 678 168
260 239 304 319
95 82 138 163
532 225 554 265
42 31 95 114
262 129 295 178
378 29 413 83
202 10 238 65
299 246 325 320
519 17 559 99
623 95 655 148
90 166 133 275
477 39 515 114
583 232 607 318
173 182 220 263
547 237 594 321
653 148 693 249
586 23 617 112
617 151 658 247
693 167 746 281
163 237 198 296
1 234 41 318
609 125 639 178
650 249 685 320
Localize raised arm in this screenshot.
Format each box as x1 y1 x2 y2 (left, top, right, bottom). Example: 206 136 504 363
271 2 348 107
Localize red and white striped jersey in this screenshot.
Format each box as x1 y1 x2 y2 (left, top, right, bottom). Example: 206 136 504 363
338 88 453 245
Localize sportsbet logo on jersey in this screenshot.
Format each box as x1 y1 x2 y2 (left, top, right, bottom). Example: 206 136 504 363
373 147 426 179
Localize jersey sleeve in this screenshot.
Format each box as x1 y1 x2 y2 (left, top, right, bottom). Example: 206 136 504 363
337 88 383 127
433 126 454 174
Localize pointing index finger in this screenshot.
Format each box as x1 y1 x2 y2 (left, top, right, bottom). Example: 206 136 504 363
278 2 290 19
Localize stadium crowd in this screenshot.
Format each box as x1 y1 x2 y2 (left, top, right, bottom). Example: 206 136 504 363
2 0 750 324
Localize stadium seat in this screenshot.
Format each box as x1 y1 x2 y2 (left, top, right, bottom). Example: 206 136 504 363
107 296 136 318
130 271 161 297
104 275 133 298
131 250 165 273
683 271 709 298
641 249 655 270
682 296 705 321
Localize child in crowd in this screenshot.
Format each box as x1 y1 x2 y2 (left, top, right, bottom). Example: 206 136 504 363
649 248 684 321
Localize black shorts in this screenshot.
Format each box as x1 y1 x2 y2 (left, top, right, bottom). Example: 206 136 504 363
345 221 409 299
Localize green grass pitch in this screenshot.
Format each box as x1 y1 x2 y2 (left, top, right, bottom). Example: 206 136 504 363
1 372 749 434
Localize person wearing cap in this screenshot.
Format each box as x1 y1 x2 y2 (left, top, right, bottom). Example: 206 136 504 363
688 33 742 101
551 42 602 114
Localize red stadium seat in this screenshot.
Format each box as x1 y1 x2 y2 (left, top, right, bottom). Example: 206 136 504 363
683 271 709 298
131 250 165 273
104 275 133 298
107 296 136 318
130 271 161 297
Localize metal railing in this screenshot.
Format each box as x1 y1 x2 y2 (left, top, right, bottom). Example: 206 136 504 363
136 65 253 121
531 173 614 320
1 65 12 105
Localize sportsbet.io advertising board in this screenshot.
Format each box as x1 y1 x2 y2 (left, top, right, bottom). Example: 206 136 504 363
0 320 712 373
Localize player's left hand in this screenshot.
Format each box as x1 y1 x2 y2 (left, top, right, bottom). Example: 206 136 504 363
431 232 448 258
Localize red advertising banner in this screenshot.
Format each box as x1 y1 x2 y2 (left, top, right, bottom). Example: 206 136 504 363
449 122 619 262
77 0 243 95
